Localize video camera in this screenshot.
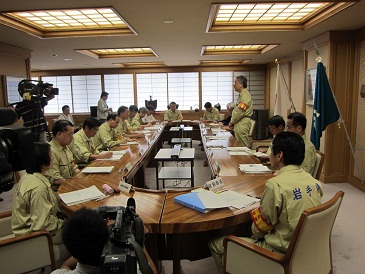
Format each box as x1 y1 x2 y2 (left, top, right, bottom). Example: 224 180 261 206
18 79 59 103
95 198 152 274
0 108 35 196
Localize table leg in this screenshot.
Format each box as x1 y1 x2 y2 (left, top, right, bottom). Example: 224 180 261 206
172 234 181 274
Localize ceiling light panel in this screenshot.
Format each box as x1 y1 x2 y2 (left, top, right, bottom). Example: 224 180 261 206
76 48 157 59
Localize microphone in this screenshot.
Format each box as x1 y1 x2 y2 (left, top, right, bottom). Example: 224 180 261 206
0 108 18 127
127 197 136 212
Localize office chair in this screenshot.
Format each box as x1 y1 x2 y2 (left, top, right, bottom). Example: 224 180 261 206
0 211 56 273
223 191 344 274
312 150 325 180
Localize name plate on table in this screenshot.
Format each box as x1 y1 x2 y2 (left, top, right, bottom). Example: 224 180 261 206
118 180 133 193
205 177 225 192
125 162 133 171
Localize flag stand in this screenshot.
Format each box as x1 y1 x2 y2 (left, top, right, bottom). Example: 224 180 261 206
314 56 364 184
274 59 296 115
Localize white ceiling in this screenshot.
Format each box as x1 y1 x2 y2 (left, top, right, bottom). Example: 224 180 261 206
1 0 365 71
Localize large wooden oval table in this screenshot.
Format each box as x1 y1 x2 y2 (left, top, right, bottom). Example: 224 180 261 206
58 121 272 274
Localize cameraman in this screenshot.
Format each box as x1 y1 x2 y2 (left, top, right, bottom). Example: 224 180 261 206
15 90 54 142
51 208 109 273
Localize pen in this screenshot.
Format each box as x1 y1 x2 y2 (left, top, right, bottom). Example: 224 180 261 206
95 195 110 202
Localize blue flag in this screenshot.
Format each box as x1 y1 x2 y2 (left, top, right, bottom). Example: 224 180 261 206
310 62 340 150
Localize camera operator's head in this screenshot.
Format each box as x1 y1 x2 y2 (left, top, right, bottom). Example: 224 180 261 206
26 142 53 174
52 120 74 147
62 208 109 267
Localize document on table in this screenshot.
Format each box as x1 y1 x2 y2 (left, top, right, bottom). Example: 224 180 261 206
211 128 227 132
96 151 126 161
206 136 228 140
228 151 252 156
226 146 250 151
144 126 159 131
135 130 150 134
59 185 106 206
126 141 139 145
218 191 260 209
239 164 271 173
81 166 114 173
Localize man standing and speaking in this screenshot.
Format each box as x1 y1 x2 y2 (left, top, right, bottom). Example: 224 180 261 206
229 76 253 147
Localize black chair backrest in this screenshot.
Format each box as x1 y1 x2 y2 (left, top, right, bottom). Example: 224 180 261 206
90 106 97 117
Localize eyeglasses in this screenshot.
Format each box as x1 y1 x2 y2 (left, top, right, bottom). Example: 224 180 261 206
62 131 74 137
285 124 296 130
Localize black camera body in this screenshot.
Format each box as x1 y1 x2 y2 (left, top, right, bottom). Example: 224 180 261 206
18 79 59 103
95 200 145 274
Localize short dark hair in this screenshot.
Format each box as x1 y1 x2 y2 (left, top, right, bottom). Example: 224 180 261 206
287 112 307 130
62 105 70 111
106 113 118 121
138 107 147 113
117 105 128 115
52 120 73 136
236 76 248 88
83 117 100 130
146 105 155 112
100 91 109 98
62 208 109 266
129 105 138 112
268 115 285 128
271 131 305 166
204 102 212 108
27 142 51 173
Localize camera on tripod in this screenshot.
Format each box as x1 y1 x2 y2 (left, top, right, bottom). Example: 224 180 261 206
95 198 149 274
18 79 59 103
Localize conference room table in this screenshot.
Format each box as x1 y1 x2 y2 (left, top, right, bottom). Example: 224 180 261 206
58 120 272 274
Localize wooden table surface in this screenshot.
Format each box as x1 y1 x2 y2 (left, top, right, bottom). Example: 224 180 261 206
58 121 272 273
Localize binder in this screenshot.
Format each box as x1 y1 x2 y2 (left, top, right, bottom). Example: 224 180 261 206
174 192 210 213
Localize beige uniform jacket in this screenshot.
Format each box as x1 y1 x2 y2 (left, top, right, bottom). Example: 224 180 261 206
71 129 99 164
231 88 253 147
164 109 183 121
46 139 77 183
92 122 120 151
251 165 323 252
302 134 317 175
11 173 63 236
203 107 220 121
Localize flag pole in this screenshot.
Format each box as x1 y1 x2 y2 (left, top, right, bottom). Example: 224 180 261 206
314 46 364 184
275 59 296 112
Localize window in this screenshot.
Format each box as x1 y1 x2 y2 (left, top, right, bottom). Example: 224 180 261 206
136 73 167 111
6 76 24 104
168 72 199 110
71 75 102 113
104 74 134 111
202 71 234 109
42 76 73 114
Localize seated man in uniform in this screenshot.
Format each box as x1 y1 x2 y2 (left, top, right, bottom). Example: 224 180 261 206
286 112 316 175
57 105 74 125
130 107 153 130
116 106 144 139
71 117 113 165
258 115 285 157
92 114 128 151
164 101 183 121
209 131 323 274
201 102 220 122
143 105 158 124
46 120 80 190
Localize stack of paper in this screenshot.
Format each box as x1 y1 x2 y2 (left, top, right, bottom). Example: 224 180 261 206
81 166 114 173
144 126 159 131
96 151 126 161
211 128 226 132
59 185 106 206
227 146 250 151
239 164 271 174
174 189 260 213
135 130 150 134
206 136 228 140
126 141 139 145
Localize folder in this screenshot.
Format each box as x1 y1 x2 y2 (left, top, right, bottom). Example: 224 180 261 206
174 192 210 213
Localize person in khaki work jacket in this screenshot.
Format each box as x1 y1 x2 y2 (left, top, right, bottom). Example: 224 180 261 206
201 102 220 122
164 101 183 121
71 117 112 165
286 112 316 175
46 120 80 190
228 76 253 147
209 131 323 274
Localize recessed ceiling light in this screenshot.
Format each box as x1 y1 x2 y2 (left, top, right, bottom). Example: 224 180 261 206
64 58 72 61
163 20 173 24
51 54 58 57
